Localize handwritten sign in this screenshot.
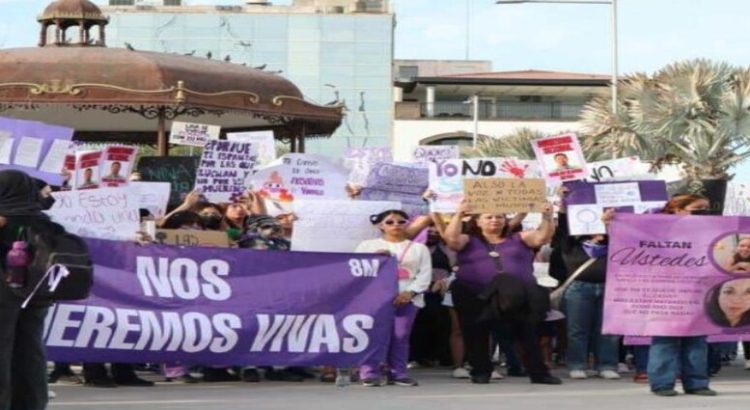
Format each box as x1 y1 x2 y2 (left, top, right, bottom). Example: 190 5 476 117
130 181 171 219
46 187 140 240
154 229 229 248
342 147 392 186
137 156 200 208
532 133 588 182
292 199 401 252
724 182 750 216
169 121 221 147
101 146 138 187
464 178 547 214
586 156 653 182
565 180 669 235
412 145 459 164
194 140 258 202
428 158 541 213
0 117 74 185
227 131 276 166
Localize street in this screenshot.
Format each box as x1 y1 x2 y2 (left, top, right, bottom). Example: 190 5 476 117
50 365 750 410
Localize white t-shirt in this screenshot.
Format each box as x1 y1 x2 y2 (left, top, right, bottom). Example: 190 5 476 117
355 238 432 308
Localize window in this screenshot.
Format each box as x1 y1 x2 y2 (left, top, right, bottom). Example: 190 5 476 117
421 133 476 147
163 0 182 5
109 0 134 5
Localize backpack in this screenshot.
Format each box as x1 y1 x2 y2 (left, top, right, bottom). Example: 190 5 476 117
11 222 93 304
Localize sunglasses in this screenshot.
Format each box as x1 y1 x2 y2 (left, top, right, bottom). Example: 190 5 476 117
383 219 408 226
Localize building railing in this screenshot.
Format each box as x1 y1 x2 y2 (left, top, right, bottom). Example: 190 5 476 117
404 101 586 121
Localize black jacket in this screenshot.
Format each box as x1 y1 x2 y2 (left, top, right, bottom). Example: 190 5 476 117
552 212 608 283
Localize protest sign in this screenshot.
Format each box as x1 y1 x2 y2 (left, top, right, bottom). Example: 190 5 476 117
724 182 750 216
342 147 392 186
532 133 588 182
45 238 397 367
586 156 653 182
412 145 459 164
603 213 750 337
227 131 276 166
100 146 138 187
359 162 428 216
46 187 140 241
130 181 171 219
565 180 668 235
138 156 200 208
169 121 221 147
248 154 348 215
194 140 258 203
0 117 74 185
464 178 547 214
154 229 230 248
74 150 102 190
292 199 401 252
428 158 540 213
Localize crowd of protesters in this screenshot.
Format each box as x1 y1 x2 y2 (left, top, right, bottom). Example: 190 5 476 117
3 167 749 409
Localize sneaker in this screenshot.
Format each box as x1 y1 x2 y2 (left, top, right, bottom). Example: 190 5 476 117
531 375 562 385
633 372 648 383
407 361 420 369
470 375 490 384
361 378 380 387
391 377 419 387
48 390 56 400
569 370 587 379
653 389 678 397
451 368 471 379
685 388 718 396
617 362 630 373
490 370 504 380
599 370 621 380
745 360 750 370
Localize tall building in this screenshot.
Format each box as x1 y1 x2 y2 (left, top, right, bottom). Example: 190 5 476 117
101 0 394 157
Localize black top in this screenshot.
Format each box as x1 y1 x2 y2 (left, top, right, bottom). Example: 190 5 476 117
552 212 608 283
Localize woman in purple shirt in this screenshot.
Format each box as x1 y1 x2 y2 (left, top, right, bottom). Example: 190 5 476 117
444 200 560 385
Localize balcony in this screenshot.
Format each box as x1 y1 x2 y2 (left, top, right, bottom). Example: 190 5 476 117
395 101 586 121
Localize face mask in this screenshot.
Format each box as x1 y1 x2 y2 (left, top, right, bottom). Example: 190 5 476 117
582 240 608 258
202 214 222 230
39 195 56 211
690 209 711 216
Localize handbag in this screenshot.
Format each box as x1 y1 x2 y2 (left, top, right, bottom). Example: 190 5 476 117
549 257 597 311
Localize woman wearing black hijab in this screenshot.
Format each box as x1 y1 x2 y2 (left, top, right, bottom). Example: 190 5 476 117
0 170 59 410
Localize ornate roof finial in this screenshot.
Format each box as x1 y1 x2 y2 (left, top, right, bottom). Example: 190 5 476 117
37 0 109 48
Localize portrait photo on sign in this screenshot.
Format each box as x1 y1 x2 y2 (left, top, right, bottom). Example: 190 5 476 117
711 233 750 274
705 277 750 328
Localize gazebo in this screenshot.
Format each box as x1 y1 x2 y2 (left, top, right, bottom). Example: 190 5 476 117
0 0 343 155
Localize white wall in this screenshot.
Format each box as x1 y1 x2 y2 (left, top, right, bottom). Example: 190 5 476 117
392 119 582 162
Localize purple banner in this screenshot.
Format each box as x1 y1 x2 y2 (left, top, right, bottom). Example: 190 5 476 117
0 117 74 185
603 213 750 337
44 239 397 366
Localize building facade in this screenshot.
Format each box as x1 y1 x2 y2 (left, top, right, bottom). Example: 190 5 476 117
101 0 394 157
393 69 611 161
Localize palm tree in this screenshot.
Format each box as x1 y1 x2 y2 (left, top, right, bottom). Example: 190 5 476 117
463 127 607 162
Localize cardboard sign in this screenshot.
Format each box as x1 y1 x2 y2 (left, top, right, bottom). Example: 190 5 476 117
463 178 547 214
169 121 221 147
565 180 669 235
74 150 102 190
532 133 588 182
227 131 276 166
100 146 138 187
428 158 541 213
194 140 258 203
46 187 140 240
342 147 392 186
292 199 401 252
130 181 171 219
0 117 75 185
412 145 459 164
154 229 230 248
586 156 653 182
137 156 200 208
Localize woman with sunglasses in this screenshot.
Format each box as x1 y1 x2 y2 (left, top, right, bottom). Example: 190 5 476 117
443 200 560 385
355 210 432 387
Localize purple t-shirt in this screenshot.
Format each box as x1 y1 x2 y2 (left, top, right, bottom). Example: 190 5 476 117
456 234 535 290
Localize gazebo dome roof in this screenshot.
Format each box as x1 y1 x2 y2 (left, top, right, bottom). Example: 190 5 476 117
38 0 108 23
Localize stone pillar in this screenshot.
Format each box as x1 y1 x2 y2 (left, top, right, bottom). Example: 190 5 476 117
425 86 436 118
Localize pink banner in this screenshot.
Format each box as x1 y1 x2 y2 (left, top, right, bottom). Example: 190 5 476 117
604 213 750 337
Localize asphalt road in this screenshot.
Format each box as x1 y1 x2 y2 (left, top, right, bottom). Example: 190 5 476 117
49 365 750 410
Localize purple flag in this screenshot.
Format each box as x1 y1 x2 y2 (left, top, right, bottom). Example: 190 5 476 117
44 239 397 366
604 213 750 337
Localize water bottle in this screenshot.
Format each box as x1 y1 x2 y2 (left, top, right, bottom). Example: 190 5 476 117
6 241 30 289
335 368 351 387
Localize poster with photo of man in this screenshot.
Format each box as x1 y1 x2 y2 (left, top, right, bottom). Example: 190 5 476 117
531 132 589 182
75 150 102 190
101 145 138 187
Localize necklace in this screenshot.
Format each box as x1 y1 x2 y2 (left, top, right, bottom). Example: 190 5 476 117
488 243 500 258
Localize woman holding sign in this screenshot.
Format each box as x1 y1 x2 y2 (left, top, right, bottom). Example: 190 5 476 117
443 200 561 385
356 210 432 387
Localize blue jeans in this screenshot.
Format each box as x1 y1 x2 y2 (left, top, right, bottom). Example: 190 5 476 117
564 281 619 371
634 345 649 373
648 336 709 392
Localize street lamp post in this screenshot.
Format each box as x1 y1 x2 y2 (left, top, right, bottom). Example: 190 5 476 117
496 0 619 115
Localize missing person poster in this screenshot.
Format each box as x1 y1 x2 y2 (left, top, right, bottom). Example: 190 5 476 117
101 146 138 187
532 133 588 182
